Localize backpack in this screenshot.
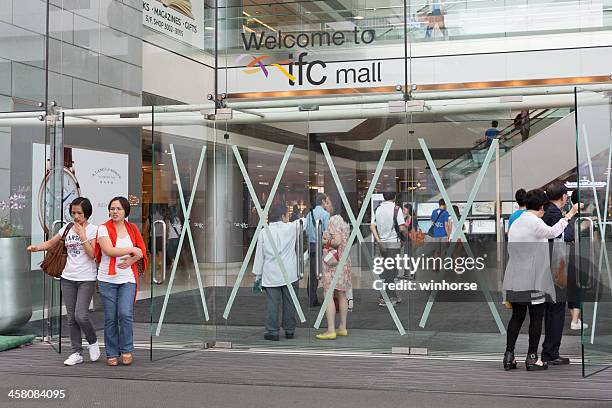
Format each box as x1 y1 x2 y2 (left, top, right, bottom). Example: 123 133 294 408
374 203 405 243
393 206 407 242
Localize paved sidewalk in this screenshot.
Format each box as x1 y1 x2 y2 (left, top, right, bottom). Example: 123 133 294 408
0 343 610 408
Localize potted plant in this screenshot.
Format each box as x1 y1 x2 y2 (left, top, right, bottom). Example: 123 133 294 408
0 193 32 334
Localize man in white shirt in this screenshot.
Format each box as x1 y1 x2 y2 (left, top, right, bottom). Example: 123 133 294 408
370 192 406 306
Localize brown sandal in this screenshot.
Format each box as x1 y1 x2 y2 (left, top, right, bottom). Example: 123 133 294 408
121 353 133 365
107 357 119 366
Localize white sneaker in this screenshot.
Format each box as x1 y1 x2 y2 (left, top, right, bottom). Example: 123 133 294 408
63 352 84 366
571 319 588 330
88 341 101 362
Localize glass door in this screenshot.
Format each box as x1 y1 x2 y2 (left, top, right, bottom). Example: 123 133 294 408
575 89 612 376
45 113 66 353
148 107 216 359
214 114 312 348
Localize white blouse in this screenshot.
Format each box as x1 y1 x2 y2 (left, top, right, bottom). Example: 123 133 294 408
503 211 569 301
252 218 306 287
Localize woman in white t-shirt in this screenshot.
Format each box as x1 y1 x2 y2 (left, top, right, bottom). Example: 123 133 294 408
27 197 100 366
95 196 147 367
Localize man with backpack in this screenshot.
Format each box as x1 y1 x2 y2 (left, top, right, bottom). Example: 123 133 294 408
370 192 406 306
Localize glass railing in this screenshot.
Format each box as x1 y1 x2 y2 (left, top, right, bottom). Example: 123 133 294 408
436 108 570 185
217 0 612 52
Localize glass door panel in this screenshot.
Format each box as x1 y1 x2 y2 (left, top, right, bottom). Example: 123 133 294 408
576 89 612 376
405 104 513 356
313 107 411 352
149 108 215 359
46 115 66 352
215 116 312 348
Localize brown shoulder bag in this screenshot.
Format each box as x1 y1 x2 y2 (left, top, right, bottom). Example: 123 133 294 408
40 222 74 278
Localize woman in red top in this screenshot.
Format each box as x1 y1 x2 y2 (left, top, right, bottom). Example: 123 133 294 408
95 196 148 366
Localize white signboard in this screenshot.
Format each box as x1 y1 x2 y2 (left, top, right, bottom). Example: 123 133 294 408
72 148 129 226
143 0 205 50
30 145 130 270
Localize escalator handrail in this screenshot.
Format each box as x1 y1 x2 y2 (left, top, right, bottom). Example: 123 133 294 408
435 108 556 172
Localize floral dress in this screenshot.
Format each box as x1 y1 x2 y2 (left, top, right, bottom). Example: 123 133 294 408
319 215 352 292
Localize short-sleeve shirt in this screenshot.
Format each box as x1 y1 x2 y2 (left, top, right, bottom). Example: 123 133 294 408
97 225 136 284
508 209 526 229
374 201 405 244
58 223 98 281
430 208 449 237
306 205 330 244
485 128 500 147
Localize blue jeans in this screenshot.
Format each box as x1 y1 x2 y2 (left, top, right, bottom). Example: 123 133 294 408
98 281 136 358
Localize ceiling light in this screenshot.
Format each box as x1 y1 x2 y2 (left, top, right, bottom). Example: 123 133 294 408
256 164 263 168
204 26 215 31
353 15 364 20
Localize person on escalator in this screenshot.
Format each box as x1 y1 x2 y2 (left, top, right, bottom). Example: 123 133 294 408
514 110 531 143
484 120 500 148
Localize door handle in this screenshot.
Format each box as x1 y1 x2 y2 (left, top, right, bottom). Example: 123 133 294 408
153 220 167 285
51 219 66 235
574 217 594 289
316 219 323 279
296 219 304 279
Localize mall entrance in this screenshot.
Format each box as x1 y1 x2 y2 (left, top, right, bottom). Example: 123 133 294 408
2 88 608 377
39 88 603 375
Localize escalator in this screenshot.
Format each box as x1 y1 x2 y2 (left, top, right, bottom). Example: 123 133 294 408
437 108 569 187
424 107 603 201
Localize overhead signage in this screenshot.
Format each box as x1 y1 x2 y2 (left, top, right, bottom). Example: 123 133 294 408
235 28 385 89
143 0 204 50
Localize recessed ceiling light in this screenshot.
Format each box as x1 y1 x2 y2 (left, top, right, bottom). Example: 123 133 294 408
353 15 364 20
256 164 263 168
204 26 215 31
